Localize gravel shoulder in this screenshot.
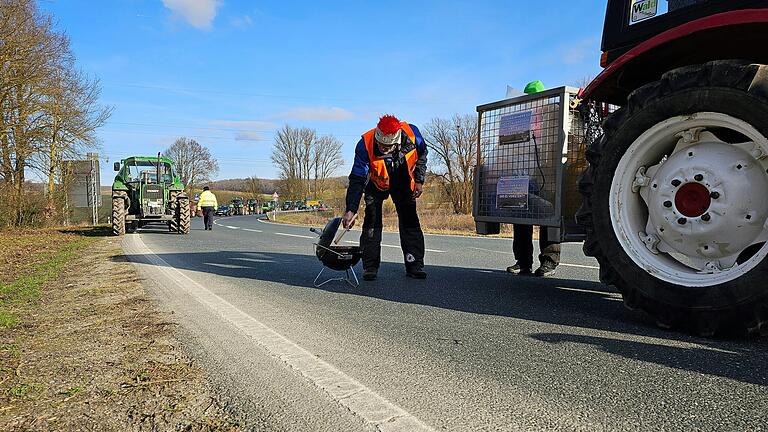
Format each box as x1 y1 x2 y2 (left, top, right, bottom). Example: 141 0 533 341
0 229 240 431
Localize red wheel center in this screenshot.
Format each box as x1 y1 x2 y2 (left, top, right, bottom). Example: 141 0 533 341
675 182 711 217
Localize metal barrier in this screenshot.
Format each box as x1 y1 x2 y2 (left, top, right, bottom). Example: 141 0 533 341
472 86 587 239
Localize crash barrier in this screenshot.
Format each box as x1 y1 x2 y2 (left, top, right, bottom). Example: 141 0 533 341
472 86 588 240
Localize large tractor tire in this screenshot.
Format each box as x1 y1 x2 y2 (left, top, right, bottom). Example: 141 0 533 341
577 60 768 336
111 196 126 236
177 197 191 234
169 191 180 233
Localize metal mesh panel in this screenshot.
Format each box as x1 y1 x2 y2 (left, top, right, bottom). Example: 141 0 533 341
564 98 587 220
474 88 571 226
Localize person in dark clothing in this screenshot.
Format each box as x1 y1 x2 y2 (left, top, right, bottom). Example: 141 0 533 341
342 114 428 281
506 80 562 277
507 225 561 276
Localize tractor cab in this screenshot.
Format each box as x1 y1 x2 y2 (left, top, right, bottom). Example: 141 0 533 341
589 0 768 104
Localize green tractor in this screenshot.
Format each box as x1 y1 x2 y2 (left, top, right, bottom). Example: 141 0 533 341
231 197 245 215
111 155 190 236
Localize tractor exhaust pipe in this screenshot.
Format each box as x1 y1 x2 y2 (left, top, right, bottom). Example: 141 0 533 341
157 152 161 185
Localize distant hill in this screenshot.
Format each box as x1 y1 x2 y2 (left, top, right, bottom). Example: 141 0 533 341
207 178 278 194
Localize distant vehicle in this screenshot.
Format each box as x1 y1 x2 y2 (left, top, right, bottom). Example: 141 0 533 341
215 205 231 216
247 199 259 214
231 197 245 215
282 200 294 211
262 202 275 213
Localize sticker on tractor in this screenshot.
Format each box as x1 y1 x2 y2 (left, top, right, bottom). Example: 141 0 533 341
496 176 529 210
630 0 658 24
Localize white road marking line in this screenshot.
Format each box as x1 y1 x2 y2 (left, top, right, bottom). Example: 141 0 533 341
345 241 445 253
231 257 275 263
225 225 239 229
559 263 600 270
124 236 433 432
468 246 513 255
203 262 249 269
555 285 621 298
275 232 314 239
468 247 599 269
242 228 262 233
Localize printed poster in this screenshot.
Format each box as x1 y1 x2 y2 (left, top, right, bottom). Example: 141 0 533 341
496 176 529 210
499 111 532 145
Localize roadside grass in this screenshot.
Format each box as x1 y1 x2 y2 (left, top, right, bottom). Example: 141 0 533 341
268 208 514 237
0 227 105 329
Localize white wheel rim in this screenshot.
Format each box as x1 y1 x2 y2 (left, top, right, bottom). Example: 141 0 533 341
610 112 768 287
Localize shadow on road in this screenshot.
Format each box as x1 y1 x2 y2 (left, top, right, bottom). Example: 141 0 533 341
118 247 768 387
532 332 768 386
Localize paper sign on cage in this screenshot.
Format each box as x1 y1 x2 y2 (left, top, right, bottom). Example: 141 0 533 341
497 176 529 210
499 111 533 144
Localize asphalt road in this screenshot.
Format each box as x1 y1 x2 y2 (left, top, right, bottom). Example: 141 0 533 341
123 214 768 432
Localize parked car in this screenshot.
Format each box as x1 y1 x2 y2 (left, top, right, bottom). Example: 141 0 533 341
215 205 231 216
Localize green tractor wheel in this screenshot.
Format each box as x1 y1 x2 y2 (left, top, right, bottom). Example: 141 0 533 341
111 196 126 236
177 197 191 234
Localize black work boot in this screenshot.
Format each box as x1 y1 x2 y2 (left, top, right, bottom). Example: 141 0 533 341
506 262 532 276
534 261 557 277
406 267 427 279
362 268 378 281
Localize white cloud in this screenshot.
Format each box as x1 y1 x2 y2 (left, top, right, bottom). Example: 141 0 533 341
234 131 264 141
231 15 253 29
162 0 221 30
277 107 354 122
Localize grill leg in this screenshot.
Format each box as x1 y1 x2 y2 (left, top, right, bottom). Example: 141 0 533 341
313 266 359 288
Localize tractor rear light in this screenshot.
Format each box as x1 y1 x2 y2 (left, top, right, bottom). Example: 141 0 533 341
600 51 609 68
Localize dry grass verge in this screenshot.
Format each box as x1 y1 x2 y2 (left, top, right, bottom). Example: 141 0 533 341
268 209 515 237
0 227 239 431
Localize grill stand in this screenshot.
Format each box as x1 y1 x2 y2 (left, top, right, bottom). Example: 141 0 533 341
313 266 359 288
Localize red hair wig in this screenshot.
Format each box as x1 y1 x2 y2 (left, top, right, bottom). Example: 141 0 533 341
376 114 402 135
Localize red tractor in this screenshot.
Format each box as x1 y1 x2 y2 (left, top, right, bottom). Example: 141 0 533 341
579 0 768 335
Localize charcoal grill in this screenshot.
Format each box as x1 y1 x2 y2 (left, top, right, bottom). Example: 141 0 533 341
311 217 362 287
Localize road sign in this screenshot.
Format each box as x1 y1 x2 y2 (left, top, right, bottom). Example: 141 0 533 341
272 192 279 202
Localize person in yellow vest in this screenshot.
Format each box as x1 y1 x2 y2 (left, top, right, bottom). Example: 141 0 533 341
198 186 218 231
342 114 428 281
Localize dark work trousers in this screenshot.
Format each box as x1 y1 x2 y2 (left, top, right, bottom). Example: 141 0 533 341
512 224 561 270
202 206 215 230
360 184 425 272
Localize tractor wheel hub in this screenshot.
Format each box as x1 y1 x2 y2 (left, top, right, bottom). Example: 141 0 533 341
646 141 768 260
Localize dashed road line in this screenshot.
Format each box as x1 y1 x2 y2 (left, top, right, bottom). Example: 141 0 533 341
275 232 314 239
345 241 445 254
124 235 433 432
242 228 262 233
468 246 599 269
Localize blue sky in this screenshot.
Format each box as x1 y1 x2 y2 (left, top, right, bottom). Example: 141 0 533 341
40 0 609 184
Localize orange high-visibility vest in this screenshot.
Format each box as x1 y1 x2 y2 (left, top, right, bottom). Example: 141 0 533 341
362 121 419 192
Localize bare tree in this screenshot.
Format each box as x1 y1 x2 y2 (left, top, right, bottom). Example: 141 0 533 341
163 137 219 192
0 0 110 225
423 114 477 214
312 135 344 198
245 176 262 196
271 125 344 200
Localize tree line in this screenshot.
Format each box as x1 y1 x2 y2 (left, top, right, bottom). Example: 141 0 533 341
0 0 111 226
268 116 478 214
